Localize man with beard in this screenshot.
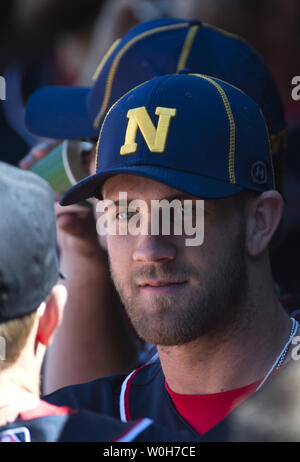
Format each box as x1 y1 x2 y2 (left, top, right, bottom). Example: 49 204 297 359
23 17 288 393
45 73 298 439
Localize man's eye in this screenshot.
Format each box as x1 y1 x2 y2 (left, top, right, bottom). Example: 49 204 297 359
182 205 193 215
116 210 136 221
174 204 192 216
177 205 185 214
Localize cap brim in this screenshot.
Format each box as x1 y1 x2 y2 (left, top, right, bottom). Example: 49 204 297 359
25 86 99 139
60 165 244 206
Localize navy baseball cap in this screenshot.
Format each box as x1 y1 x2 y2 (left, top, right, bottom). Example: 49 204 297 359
0 162 64 322
60 73 275 207
25 18 286 157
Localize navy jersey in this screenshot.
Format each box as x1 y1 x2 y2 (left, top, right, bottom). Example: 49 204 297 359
45 357 300 442
0 399 191 442
45 362 200 440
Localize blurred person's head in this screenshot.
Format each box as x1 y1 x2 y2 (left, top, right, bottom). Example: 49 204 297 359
0 162 66 394
213 358 300 441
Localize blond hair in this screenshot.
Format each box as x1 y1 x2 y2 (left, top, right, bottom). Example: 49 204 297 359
0 311 37 371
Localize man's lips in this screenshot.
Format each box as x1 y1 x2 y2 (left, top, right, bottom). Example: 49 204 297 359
138 280 188 292
139 279 187 287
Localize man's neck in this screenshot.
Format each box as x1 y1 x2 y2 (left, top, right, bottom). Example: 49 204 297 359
0 366 40 425
158 292 292 395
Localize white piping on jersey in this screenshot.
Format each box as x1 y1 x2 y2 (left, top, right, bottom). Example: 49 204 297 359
119 368 137 422
114 417 153 442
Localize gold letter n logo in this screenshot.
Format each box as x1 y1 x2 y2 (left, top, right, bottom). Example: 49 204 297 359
120 106 177 155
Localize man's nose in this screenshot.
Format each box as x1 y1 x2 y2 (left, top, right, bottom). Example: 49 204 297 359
133 234 176 264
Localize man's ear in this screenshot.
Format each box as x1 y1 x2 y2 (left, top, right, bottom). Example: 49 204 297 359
246 191 284 257
36 285 67 347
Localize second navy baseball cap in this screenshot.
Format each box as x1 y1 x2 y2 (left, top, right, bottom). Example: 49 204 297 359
60 73 275 206
25 18 285 157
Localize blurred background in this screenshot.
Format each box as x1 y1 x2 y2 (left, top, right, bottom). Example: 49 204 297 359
0 0 299 294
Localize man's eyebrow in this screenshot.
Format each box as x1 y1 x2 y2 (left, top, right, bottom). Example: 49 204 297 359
103 194 196 207
156 194 196 202
101 199 128 210
101 195 209 215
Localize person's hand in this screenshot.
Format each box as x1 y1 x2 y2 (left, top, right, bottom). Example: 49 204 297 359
20 140 104 257
52 141 107 256
19 140 59 169
55 201 105 259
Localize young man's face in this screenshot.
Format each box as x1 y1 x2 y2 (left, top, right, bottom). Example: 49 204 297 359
102 174 248 346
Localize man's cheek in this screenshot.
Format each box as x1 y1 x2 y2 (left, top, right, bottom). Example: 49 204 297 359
107 236 131 267
107 236 117 261
97 234 108 251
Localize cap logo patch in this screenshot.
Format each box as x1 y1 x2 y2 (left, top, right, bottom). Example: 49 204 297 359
120 106 176 155
251 161 267 184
